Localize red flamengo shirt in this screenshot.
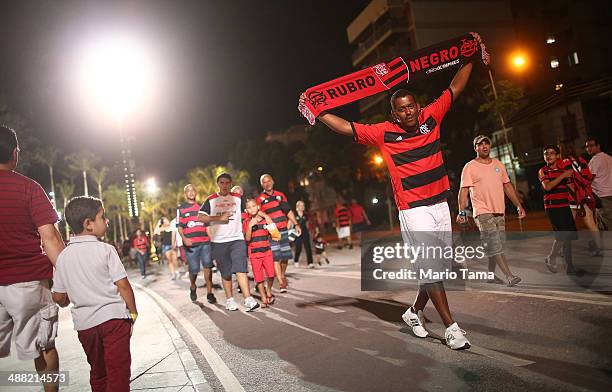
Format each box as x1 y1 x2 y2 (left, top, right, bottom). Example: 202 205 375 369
242 216 272 256
177 202 209 245
0 170 59 285
335 206 351 227
539 160 573 209
257 190 290 230
352 89 453 210
350 204 366 224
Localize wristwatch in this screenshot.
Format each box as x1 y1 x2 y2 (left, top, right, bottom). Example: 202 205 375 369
458 211 467 217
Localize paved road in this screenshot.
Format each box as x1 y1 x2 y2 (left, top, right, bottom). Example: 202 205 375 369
136 236 612 392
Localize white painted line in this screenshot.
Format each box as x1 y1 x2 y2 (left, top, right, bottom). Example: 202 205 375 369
262 312 339 341
286 289 319 297
315 305 346 314
134 283 246 392
267 307 298 317
480 290 612 306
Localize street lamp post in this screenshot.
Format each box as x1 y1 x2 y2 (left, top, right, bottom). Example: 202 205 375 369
487 69 517 185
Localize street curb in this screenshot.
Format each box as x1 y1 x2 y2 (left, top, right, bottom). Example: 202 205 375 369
133 283 245 392
133 283 212 392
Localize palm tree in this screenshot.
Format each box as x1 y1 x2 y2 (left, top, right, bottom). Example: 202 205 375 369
104 184 128 242
33 145 60 205
91 166 109 199
160 181 185 217
186 164 249 202
66 150 99 196
56 180 75 239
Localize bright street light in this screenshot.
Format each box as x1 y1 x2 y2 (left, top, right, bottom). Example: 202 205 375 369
146 177 159 195
372 197 379 205
373 154 384 165
509 52 528 72
77 34 157 122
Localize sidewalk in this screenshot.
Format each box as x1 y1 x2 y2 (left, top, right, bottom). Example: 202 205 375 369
0 286 210 391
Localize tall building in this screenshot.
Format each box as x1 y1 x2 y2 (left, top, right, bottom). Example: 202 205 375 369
346 0 515 118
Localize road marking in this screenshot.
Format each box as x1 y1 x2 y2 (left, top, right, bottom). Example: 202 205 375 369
280 293 346 313
479 290 612 306
267 307 298 317
354 347 407 367
286 289 319 297
134 283 245 392
262 312 338 341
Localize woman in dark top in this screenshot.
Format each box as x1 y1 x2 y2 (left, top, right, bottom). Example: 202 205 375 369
159 217 179 280
293 201 314 268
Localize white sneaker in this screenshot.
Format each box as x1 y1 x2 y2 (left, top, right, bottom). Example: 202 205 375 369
401 307 428 338
294 262 299 268
244 296 260 312
307 264 315 269
225 298 239 311
445 322 470 350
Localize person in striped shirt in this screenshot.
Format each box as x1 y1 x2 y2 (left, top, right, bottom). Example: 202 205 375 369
177 184 216 303
539 145 577 274
298 43 482 349
243 199 276 307
257 174 300 293
334 199 352 249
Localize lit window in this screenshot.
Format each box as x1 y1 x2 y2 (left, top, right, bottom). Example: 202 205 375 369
555 83 563 91
573 52 579 64
550 59 560 68
546 36 556 44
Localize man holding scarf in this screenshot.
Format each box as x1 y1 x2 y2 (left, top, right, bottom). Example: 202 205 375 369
298 33 485 350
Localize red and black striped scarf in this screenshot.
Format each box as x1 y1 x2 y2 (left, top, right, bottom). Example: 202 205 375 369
298 33 489 125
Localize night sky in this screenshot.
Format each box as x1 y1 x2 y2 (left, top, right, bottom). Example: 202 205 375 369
0 0 369 183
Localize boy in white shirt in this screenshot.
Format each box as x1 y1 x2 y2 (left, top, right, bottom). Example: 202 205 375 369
51 196 137 392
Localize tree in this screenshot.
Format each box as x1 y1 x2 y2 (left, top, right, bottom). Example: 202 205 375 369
56 180 75 239
91 166 109 199
0 96 38 173
186 164 249 202
159 181 185 217
478 79 524 126
104 184 128 242
66 150 99 196
34 145 60 205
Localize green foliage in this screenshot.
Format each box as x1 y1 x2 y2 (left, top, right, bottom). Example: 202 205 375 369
185 164 250 203
478 80 524 123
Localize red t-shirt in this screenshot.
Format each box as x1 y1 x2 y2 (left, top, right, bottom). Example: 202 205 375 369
0 170 59 285
350 204 366 224
257 190 290 230
132 236 149 252
352 89 453 210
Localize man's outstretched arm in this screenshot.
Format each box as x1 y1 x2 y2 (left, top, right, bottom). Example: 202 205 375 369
299 94 353 136
449 62 473 101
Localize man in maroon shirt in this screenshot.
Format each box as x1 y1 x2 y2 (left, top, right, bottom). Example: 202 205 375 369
0 126 65 391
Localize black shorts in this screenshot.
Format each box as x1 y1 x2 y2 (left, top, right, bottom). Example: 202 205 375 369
211 240 249 280
546 207 578 241
352 222 367 233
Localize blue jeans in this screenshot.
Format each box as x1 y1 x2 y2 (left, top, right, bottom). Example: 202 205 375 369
185 243 213 275
135 252 147 276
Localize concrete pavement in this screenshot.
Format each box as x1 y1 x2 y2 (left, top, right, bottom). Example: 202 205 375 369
0 285 210 391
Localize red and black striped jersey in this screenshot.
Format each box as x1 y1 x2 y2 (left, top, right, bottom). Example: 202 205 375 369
177 202 209 245
335 206 351 227
539 160 573 209
257 190 290 230
243 216 272 255
351 89 453 210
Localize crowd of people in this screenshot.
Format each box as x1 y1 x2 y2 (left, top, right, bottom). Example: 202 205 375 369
1 41 611 389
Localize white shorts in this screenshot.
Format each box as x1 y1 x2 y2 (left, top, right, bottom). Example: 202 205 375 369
336 226 351 239
399 201 453 284
0 280 58 360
